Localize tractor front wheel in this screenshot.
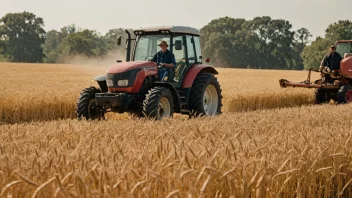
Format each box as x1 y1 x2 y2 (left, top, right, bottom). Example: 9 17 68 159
143 86 174 120
337 84 352 104
189 73 222 117
76 86 105 120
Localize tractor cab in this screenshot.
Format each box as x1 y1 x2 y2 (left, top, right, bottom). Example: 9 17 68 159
76 26 222 120
118 26 206 87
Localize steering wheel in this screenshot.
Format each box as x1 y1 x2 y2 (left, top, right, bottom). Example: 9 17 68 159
145 56 154 61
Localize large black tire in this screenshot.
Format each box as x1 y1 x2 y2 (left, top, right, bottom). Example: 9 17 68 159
337 84 352 104
314 88 328 104
76 86 104 120
142 86 174 120
189 72 222 117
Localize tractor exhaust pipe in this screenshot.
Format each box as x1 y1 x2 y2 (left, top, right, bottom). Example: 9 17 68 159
125 29 131 62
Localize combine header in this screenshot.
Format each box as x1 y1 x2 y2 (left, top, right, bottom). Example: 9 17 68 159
279 40 352 104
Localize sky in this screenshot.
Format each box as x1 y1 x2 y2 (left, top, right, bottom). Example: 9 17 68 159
1 0 351 40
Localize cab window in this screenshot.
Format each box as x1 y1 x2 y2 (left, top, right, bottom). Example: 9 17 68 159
172 35 186 81
193 36 202 63
186 35 196 64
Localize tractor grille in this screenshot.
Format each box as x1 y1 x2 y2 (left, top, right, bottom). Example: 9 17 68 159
106 68 140 87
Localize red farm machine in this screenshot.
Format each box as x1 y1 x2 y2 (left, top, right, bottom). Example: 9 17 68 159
279 40 352 104
76 26 222 120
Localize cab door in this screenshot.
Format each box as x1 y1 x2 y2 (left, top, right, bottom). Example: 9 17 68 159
170 35 187 86
175 35 201 85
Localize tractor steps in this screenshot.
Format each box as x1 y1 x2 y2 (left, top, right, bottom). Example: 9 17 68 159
177 89 187 106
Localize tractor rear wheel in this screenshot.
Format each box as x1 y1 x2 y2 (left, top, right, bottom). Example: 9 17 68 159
314 88 328 104
76 86 105 120
189 73 222 117
143 86 174 120
337 84 352 104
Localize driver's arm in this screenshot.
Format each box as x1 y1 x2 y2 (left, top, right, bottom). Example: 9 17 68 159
151 53 157 62
163 53 176 68
320 55 328 68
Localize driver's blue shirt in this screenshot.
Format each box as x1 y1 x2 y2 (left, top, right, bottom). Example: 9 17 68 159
151 50 176 66
151 49 176 81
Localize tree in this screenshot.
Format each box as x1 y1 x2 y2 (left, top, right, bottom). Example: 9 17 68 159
301 36 330 70
200 16 303 70
325 20 352 42
104 28 126 51
292 28 312 70
0 11 45 62
267 19 295 69
243 16 297 69
295 28 312 52
243 16 272 68
42 30 61 63
43 24 83 63
200 17 247 67
60 29 108 58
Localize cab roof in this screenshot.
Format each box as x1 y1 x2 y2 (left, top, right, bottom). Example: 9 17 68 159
133 26 200 36
336 40 352 43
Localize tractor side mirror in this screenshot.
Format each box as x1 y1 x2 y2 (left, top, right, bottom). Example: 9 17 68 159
117 36 122 45
175 40 182 50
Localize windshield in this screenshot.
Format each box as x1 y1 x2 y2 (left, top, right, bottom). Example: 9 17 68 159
134 34 171 61
336 42 352 56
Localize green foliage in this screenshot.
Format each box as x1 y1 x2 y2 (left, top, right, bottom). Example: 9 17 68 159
60 29 108 58
104 28 126 51
200 16 307 70
301 37 331 70
42 24 79 63
0 11 46 63
41 26 128 63
42 30 61 63
325 20 352 42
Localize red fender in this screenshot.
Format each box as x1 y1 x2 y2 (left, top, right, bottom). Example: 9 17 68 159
182 64 219 88
341 56 352 79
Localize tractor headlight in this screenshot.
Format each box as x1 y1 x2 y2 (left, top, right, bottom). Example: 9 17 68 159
118 80 128 86
106 79 113 86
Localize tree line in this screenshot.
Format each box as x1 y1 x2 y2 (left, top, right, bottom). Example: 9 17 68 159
200 17 352 70
0 11 351 70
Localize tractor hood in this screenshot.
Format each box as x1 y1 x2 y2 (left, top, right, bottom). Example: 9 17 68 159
107 61 157 74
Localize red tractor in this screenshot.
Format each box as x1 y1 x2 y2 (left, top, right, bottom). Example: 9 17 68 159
279 40 352 103
76 26 222 120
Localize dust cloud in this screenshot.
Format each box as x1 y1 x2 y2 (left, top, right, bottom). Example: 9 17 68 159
61 49 126 68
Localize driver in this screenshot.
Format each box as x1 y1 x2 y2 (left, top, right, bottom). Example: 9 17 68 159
320 45 343 72
151 40 176 82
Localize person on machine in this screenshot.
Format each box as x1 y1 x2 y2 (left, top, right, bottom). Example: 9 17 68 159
320 45 343 72
151 40 176 82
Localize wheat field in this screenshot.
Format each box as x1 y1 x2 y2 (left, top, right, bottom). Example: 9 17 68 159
0 62 319 124
1 62 352 197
